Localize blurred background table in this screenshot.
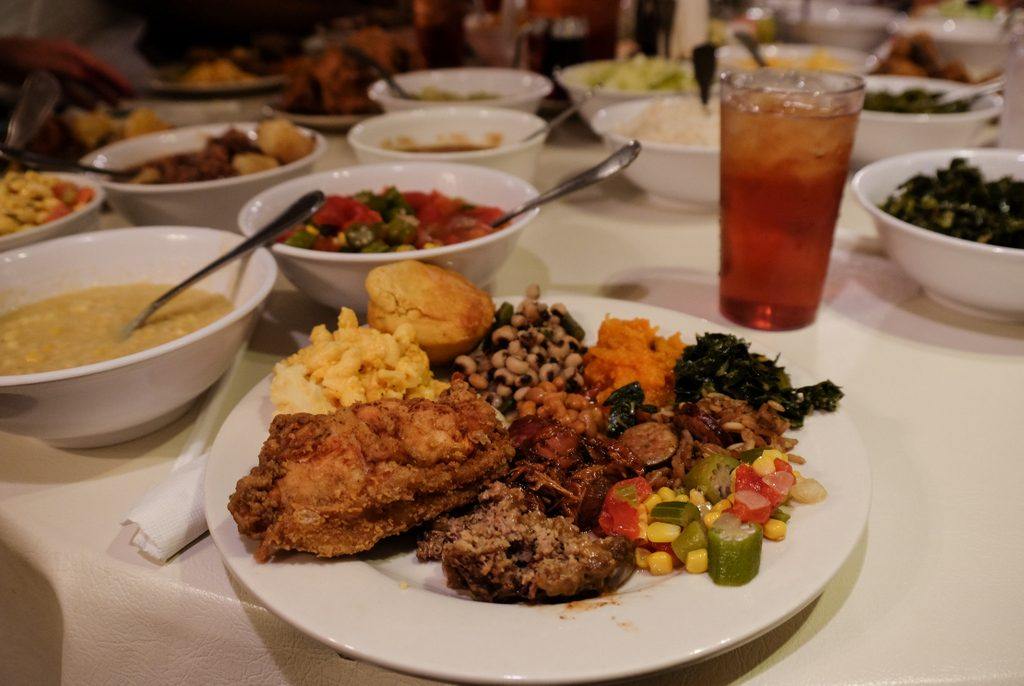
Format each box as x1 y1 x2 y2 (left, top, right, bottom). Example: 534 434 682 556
2 113 1023 686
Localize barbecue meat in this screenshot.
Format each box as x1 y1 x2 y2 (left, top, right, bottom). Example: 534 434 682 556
418 483 634 602
229 380 514 562
506 415 642 529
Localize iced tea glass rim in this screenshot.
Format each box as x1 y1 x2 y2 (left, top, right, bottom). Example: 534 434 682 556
720 68 866 99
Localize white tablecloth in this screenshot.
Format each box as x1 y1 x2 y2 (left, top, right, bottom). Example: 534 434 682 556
2 121 1023 686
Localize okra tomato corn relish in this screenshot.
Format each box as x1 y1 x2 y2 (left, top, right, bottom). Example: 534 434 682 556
459 287 840 587
278 186 505 253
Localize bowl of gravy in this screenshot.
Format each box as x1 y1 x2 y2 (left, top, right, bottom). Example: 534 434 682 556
348 107 547 182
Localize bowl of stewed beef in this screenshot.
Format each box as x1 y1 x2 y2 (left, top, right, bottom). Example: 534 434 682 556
81 119 326 231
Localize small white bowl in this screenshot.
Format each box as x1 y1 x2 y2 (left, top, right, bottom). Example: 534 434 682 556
81 122 326 231
555 60 695 123
717 43 876 74
775 2 897 52
852 148 1024 320
853 75 1002 165
368 68 552 114
893 16 1010 76
590 98 719 206
238 162 539 312
0 173 104 252
347 107 546 182
0 226 277 447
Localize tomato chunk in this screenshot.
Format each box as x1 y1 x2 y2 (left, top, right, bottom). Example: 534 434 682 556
731 490 772 524
598 477 651 539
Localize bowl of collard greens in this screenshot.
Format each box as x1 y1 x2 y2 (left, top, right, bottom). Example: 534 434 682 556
852 149 1024 321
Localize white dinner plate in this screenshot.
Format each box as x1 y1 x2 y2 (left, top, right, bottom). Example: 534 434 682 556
148 74 286 97
205 294 871 684
263 104 371 132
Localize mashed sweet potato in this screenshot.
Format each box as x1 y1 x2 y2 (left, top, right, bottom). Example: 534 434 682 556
583 317 684 407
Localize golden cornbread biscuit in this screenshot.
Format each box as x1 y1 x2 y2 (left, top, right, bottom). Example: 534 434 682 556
366 261 494 365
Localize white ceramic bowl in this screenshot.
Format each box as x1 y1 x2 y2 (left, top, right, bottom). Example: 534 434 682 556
347 107 546 182
555 60 695 123
0 226 277 447
590 98 719 206
0 173 104 252
238 162 539 312
852 148 1024 320
893 16 1010 76
853 75 1002 165
81 122 326 231
368 68 552 113
774 1 897 52
717 43 876 74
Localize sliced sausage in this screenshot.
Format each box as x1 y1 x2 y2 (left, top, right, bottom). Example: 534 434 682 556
618 422 679 467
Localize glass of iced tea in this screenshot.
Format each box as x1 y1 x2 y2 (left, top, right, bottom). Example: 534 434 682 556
719 69 864 330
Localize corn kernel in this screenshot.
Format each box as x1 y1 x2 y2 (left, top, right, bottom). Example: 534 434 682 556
703 511 722 528
643 494 662 512
647 551 674 575
656 487 676 501
646 522 681 543
712 499 732 513
764 519 787 541
688 489 706 507
751 452 777 476
674 494 689 503
635 547 651 569
685 548 708 574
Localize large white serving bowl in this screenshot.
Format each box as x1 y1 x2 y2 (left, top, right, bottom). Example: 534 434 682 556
347 107 546 182
717 43 876 74
853 75 1002 165
238 162 539 312
368 68 552 113
555 59 695 122
0 227 277 447
773 1 897 52
893 16 1010 76
590 98 719 206
80 122 326 231
0 173 104 252
852 148 1024 320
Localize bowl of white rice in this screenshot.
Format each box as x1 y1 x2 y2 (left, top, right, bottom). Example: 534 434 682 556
590 96 719 206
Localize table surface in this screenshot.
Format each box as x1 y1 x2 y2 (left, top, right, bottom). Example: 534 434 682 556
2 110 1023 686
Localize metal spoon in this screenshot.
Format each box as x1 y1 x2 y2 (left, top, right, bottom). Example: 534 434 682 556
122 190 325 337
341 45 413 99
5 71 61 148
489 140 641 227
0 144 137 179
735 32 768 68
523 87 596 142
935 77 1005 106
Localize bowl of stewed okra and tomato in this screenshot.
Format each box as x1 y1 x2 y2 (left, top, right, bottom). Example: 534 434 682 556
238 162 538 311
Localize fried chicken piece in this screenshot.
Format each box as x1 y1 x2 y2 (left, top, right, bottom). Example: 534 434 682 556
229 380 514 562
418 483 635 602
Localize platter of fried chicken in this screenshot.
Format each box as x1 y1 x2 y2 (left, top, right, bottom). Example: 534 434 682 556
205 263 870 684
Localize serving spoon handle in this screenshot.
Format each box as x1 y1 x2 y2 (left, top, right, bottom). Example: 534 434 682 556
122 190 325 337
341 45 413 99
5 71 61 148
935 77 1005 106
489 140 641 227
523 87 596 142
0 144 135 179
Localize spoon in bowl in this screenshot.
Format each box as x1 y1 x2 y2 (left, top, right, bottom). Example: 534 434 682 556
0 144 137 179
341 45 413 99
934 77 1005 106
735 32 768 68
5 71 61 148
523 87 598 142
122 190 325 338
488 140 641 227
